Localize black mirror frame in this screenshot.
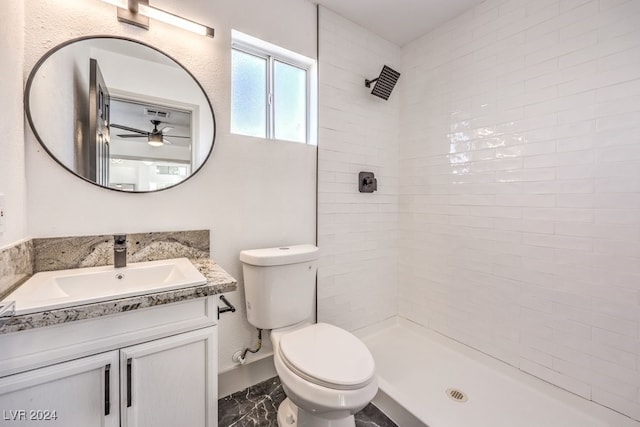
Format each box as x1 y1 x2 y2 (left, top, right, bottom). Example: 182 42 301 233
24 35 216 193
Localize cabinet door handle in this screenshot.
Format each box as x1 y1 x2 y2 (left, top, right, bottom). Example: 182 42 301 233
104 364 111 416
126 358 132 408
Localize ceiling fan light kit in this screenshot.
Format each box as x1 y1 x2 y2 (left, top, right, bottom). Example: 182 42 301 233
147 133 164 146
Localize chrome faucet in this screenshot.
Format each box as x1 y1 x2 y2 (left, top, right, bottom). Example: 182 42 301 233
114 234 127 268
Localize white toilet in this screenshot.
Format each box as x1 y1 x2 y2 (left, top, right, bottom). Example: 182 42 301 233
240 244 378 427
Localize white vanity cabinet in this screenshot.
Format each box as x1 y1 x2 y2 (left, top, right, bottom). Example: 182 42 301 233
0 351 120 427
120 327 216 427
0 296 218 427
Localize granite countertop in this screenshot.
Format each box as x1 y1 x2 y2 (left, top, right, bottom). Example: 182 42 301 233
0 258 237 335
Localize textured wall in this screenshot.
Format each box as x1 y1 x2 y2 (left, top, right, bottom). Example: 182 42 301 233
21 0 317 373
399 0 640 419
317 8 400 331
0 1 26 247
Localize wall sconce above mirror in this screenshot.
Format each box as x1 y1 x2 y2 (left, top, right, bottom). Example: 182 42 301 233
102 0 214 38
25 36 216 193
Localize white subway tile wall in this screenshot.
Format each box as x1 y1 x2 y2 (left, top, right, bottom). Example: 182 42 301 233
317 8 400 332
318 0 640 420
399 0 640 420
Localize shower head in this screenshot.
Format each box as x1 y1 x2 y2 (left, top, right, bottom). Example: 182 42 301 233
365 65 401 100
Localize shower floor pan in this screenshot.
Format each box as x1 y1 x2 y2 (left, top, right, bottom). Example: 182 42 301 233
356 317 639 427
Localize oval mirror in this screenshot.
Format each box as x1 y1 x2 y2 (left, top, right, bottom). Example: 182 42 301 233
26 36 215 192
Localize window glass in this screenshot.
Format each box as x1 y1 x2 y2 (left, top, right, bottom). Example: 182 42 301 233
230 30 316 144
274 61 307 143
231 49 267 138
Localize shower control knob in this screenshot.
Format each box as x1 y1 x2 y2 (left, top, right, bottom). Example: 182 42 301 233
358 171 377 193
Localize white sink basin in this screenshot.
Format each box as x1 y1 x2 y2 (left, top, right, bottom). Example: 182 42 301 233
3 258 207 315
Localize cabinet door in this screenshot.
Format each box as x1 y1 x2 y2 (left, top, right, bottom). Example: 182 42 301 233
0 351 119 427
120 327 217 427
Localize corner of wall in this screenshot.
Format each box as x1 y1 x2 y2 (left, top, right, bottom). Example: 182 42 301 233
0 0 27 247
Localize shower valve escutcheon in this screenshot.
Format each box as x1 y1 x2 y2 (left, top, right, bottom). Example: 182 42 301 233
359 171 377 193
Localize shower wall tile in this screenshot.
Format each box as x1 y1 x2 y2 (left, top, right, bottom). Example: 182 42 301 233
317 7 400 332
399 0 640 420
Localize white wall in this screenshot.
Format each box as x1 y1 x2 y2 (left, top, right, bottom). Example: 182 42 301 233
22 0 317 373
0 1 26 247
27 40 90 168
399 0 640 419
317 8 400 331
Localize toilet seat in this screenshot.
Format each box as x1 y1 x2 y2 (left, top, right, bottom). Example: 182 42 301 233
278 323 375 391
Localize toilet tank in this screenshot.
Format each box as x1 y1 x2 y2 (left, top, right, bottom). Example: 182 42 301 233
239 245 319 330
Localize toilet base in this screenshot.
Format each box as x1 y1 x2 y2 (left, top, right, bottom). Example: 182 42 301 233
277 398 356 427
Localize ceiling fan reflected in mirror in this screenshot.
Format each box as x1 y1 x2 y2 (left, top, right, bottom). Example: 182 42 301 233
111 119 189 147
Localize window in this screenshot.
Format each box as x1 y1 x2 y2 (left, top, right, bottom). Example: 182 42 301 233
231 30 317 144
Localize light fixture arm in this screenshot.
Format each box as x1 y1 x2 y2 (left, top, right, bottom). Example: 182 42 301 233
127 0 139 12
117 0 149 30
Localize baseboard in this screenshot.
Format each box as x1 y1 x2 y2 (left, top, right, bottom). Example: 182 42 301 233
218 355 277 398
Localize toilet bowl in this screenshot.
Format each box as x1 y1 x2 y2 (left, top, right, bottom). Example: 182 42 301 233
271 323 378 427
239 245 378 427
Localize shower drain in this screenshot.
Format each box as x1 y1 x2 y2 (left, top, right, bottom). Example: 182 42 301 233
446 388 468 402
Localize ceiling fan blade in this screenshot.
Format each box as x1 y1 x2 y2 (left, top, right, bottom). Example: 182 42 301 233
163 135 190 139
162 139 173 145
117 134 147 138
160 126 174 133
110 123 148 135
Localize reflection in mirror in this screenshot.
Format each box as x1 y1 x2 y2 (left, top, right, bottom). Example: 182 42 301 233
26 37 215 192
109 98 193 190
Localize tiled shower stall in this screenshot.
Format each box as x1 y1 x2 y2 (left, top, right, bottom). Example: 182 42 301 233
318 0 640 420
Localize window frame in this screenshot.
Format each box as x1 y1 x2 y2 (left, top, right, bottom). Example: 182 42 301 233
231 30 317 145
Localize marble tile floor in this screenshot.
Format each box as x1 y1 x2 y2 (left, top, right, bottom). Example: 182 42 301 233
218 376 398 427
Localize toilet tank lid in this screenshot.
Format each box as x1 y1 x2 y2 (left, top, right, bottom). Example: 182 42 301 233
239 244 319 266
